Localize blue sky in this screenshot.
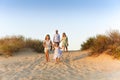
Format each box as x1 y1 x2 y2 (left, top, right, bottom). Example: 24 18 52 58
0 0 120 50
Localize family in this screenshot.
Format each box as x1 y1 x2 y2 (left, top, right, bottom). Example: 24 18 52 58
43 30 69 63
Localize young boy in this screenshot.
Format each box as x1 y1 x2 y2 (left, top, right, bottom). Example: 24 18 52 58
53 43 62 63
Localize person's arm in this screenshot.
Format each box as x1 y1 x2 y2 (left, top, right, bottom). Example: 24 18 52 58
50 40 52 46
43 41 46 47
66 37 69 46
50 40 53 50
58 34 60 43
53 34 55 43
59 47 62 49
60 37 63 43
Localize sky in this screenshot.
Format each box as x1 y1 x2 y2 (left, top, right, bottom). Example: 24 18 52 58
0 0 120 50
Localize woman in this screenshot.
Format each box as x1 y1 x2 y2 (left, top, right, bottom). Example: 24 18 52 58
61 33 68 52
43 34 52 62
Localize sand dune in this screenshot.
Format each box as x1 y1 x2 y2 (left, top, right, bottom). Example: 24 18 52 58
0 49 120 80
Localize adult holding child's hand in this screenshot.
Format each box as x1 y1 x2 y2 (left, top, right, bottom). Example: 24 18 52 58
53 30 60 46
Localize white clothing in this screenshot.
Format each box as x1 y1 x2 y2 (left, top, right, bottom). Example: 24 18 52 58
44 40 51 53
53 47 62 59
53 34 60 43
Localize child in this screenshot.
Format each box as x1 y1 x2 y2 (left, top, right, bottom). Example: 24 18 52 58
53 43 62 63
43 34 52 62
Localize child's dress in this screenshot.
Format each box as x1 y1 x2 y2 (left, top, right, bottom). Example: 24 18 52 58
44 40 52 53
53 47 62 59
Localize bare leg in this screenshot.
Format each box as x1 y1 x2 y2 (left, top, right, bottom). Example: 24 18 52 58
45 55 47 62
58 58 60 62
55 58 58 63
56 58 60 63
66 46 68 52
62 46 65 52
45 50 50 62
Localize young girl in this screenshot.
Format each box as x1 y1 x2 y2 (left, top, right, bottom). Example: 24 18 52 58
43 34 52 62
53 43 62 63
61 32 68 52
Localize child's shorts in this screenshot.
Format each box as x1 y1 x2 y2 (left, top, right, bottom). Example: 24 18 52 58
53 51 62 59
44 48 51 53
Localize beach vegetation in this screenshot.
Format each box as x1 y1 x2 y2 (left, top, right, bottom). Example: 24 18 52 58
81 30 120 58
0 35 44 56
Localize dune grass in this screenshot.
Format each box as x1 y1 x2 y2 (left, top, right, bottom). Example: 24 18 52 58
81 30 120 58
0 36 44 56
25 38 44 53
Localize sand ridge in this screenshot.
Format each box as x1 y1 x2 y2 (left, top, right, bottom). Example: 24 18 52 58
0 50 120 80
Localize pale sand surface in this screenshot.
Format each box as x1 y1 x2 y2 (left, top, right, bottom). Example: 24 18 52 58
0 49 120 80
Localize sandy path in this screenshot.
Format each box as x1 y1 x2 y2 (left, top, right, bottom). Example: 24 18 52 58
0 50 120 80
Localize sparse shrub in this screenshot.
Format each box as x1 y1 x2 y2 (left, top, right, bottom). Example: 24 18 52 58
106 30 120 58
107 30 120 44
81 30 120 58
0 36 25 56
0 35 44 56
91 35 109 53
81 37 95 50
113 46 120 59
25 38 44 53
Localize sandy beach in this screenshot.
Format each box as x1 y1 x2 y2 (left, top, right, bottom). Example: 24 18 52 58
0 49 120 80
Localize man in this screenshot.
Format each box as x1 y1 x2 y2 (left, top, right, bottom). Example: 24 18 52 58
53 30 60 46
